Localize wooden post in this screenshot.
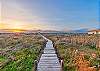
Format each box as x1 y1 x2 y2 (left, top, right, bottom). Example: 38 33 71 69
34 60 38 71
60 59 64 71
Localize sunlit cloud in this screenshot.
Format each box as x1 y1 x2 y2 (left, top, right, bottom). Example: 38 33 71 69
0 0 99 31
1 0 44 30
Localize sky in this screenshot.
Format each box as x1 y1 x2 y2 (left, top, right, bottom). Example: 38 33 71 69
0 0 99 31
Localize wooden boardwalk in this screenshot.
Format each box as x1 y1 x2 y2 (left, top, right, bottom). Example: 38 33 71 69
37 35 61 71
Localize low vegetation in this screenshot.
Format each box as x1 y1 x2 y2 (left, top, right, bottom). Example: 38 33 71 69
0 33 100 71
0 33 45 71
45 33 100 71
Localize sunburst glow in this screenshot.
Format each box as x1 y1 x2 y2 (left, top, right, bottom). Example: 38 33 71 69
0 0 98 31
11 21 23 29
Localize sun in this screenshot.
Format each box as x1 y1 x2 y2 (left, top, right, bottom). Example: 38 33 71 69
5 21 26 32
11 21 23 29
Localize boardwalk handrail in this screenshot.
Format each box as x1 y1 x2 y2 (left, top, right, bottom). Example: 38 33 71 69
53 42 63 71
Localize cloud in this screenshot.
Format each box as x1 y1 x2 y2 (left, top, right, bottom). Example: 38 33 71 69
0 0 98 30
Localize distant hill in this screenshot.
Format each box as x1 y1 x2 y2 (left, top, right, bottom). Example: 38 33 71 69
0 28 89 34
0 29 59 33
68 28 89 33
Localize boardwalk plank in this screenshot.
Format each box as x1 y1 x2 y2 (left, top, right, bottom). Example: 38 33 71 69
37 35 61 71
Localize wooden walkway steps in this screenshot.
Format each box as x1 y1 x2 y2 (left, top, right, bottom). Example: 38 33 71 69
37 35 61 71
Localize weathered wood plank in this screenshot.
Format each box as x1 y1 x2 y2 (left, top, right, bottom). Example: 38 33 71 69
37 35 61 71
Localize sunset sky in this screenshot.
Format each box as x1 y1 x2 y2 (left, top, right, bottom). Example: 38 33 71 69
0 0 99 31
